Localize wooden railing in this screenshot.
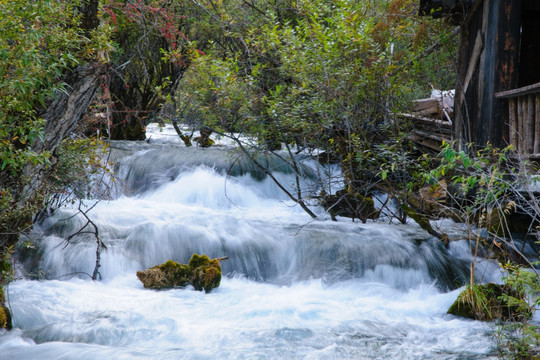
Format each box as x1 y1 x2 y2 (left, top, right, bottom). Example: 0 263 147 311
495 82 540 155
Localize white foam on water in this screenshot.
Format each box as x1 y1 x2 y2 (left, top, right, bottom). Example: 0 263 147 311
1 139 503 359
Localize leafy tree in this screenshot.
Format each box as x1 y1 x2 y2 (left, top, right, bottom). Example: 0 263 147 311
176 0 458 218
98 0 196 140
0 0 106 328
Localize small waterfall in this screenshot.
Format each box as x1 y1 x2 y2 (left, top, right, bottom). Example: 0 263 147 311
24 147 471 290
2 135 503 360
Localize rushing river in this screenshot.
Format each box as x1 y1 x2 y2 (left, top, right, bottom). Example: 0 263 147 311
0 125 505 359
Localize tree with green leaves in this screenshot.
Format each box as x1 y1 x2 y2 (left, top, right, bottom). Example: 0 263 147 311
175 0 458 219
0 0 107 329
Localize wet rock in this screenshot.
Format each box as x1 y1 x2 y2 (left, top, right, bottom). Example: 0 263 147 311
448 283 531 321
136 254 223 292
188 254 222 292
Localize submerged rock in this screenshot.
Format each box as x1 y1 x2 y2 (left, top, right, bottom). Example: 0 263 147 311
448 283 531 321
136 254 223 292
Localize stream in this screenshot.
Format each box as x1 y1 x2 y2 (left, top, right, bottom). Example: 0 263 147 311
0 125 504 359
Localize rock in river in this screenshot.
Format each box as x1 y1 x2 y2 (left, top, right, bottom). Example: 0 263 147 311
137 254 223 292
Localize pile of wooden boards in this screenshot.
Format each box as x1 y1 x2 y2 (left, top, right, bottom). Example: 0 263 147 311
412 89 455 121
399 89 455 151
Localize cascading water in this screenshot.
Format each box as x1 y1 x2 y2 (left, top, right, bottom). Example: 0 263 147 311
0 125 504 359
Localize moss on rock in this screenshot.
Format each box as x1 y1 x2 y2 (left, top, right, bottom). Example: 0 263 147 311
0 306 11 330
188 254 221 292
448 283 531 321
137 254 222 292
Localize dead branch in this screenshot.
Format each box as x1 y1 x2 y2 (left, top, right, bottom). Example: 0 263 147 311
62 200 106 280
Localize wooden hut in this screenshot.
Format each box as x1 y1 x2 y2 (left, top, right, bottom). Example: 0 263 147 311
420 0 540 155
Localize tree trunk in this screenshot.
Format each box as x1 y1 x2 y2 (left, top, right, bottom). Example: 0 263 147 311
19 62 106 204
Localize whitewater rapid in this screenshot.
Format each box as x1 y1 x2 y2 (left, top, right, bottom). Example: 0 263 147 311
0 125 502 359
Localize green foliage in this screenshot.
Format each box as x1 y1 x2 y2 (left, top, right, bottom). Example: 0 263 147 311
425 143 540 358
1 1 81 257
0 0 114 304
496 263 540 360
50 137 113 199
425 142 516 219
0 246 13 285
0 0 85 176
449 283 493 320
178 0 456 150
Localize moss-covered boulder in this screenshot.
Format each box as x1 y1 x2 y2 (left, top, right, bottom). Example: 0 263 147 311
136 254 223 292
448 283 531 321
188 254 222 292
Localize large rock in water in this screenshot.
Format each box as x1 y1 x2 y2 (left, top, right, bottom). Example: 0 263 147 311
136 254 222 292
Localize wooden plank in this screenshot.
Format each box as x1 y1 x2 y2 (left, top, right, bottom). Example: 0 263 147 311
463 31 484 98
518 97 524 153
411 129 450 143
534 94 540 154
495 82 540 99
527 95 535 153
414 106 441 116
509 98 517 148
455 28 484 148
522 97 529 153
397 113 452 128
407 134 444 152
412 98 441 111
495 0 522 147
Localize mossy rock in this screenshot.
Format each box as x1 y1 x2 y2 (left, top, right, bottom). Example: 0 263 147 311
136 254 222 292
448 283 531 321
189 254 221 292
0 306 12 330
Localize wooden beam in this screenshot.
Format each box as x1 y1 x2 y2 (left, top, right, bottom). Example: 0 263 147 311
462 31 484 97
518 97 524 152
455 27 484 147
408 134 446 152
534 94 540 153
527 95 535 153
397 113 452 128
411 129 450 143
495 82 540 99
509 97 518 147
412 98 441 112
